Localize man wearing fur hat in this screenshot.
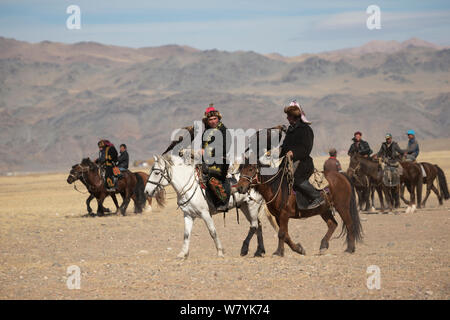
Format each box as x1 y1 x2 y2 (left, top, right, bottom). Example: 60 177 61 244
280 100 325 209
95 139 118 191
201 104 231 210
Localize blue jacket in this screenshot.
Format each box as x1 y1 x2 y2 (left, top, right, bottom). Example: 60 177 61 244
407 138 419 158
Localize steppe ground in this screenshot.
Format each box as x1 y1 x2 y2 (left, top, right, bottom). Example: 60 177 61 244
0 151 449 299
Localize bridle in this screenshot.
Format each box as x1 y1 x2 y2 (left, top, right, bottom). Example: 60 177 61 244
240 158 289 205
146 157 200 208
146 159 172 196
70 163 102 193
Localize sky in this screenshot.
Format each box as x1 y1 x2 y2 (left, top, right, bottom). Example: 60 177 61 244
0 0 449 56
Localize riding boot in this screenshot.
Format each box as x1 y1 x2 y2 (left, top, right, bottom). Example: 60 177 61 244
296 180 325 209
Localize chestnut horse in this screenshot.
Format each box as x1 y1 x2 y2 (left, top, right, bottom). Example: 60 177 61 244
417 162 449 207
236 156 363 256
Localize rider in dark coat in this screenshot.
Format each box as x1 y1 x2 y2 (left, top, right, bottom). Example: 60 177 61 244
279 100 324 209
201 104 231 210
376 133 405 164
348 131 372 157
118 144 129 170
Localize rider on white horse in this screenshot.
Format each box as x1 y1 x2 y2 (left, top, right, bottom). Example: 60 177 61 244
144 154 266 259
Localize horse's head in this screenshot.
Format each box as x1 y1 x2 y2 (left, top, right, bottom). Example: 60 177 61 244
347 152 361 178
67 158 97 184
145 155 172 197
236 157 259 194
67 163 87 184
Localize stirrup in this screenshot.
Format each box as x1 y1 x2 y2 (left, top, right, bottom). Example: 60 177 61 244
307 197 325 210
215 203 229 212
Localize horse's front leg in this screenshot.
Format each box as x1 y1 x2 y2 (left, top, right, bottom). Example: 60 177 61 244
255 219 266 257
86 194 94 214
177 212 195 259
274 209 305 256
110 193 120 214
240 226 257 257
96 194 107 216
200 211 224 257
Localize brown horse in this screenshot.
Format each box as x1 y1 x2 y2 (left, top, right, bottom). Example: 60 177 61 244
67 158 147 216
236 156 363 256
418 162 449 206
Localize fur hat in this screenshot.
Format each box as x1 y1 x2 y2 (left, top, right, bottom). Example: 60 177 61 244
203 103 222 124
284 100 311 124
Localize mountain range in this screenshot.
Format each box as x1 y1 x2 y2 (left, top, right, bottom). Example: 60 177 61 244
0 36 449 172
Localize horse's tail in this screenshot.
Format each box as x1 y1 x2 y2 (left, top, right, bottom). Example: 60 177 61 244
435 165 449 200
340 173 364 243
264 206 279 232
134 173 147 212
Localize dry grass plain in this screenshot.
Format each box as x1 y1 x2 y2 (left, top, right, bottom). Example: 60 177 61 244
0 151 449 300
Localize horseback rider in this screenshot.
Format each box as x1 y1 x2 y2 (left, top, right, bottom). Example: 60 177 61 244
118 144 129 170
375 133 405 164
405 130 419 161
201 104 231 211
280 100 325 209
323 148 343 173
95 139 118 191
347 131 372 157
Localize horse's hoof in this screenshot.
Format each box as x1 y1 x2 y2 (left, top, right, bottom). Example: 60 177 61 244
272 251 284 257
176 253 188 260
104 208 111 213
253 250 265 258
217 251 225 258
345 248 355 254
319 248 328 255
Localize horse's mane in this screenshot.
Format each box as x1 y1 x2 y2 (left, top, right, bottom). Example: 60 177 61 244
259 156 290 209
81 158 97 170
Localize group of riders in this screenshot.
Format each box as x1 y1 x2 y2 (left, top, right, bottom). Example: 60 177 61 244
96 100 422 211
324 129 420 174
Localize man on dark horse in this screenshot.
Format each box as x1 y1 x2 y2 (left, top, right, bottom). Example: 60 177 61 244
279 100 324 209
405 130 420 162
347 131 372 157
375 133 405 164
95 139 119 192
375 133 405 208
323 148 343 174
201 104 231 211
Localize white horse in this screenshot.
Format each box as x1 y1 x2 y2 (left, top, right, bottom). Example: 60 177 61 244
144 154 267 259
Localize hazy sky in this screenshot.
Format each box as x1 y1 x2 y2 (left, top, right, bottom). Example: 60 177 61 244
1 0 449 56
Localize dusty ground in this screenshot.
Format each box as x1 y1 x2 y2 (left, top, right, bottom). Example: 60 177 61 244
0 152 449 300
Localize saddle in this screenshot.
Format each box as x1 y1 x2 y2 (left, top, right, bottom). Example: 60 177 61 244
382 164 401 187
202 173 237 212
293 185 330 211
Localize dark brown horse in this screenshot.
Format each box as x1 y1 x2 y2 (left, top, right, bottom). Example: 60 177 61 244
67 158 147 216
347 153 386 212
398 160 423 212
418 162 449 206
236 156 363 256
